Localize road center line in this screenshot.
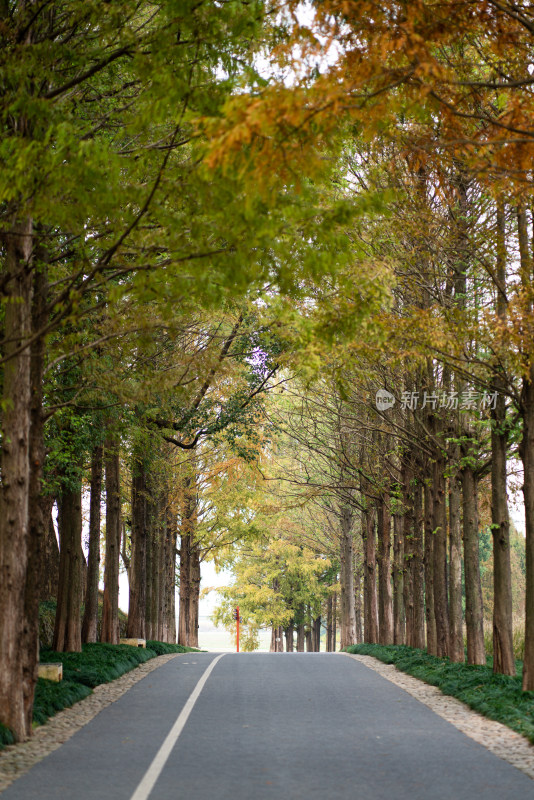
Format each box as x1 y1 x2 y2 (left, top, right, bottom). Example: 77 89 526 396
130 654 226 800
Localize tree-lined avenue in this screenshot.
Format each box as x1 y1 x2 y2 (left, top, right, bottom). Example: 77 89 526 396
1 654 532 800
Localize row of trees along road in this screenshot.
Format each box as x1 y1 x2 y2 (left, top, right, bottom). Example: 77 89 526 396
0 0 359 742
3 0 534 744
209 0 534 685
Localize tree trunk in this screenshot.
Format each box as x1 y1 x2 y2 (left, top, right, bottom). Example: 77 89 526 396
521 364 534 690
432 454 449 658
126 453 147 639
326 594 334 652
448 472 464 662
424 480 436 654
164 506 177 644
462 466 486 665
339 506 357 648
313 615 321 651
101 439 121 644
188 542 200 649
147 506 161 643
178 531 190 646
0 219 33 740
412 478 426 648
145 489 155 642
404 462 425 649
491 200 515 676
82 445 103 644
285 624 294 652
333 591 337 651
178 478 197 647
354 561 363 643
491 391 515 675
393 514 405 645
23 259 48 733
53 488 83 652
363 507 379 643
377 493 394 645
296 621 305 652
40 500 59 602
271 625 284 652
156 498 166 643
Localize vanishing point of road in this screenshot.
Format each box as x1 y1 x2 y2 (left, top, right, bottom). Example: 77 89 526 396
2 653 533 799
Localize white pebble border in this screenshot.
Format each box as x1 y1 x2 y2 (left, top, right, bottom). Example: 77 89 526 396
2 652 533 793
0 653 180 795
343 652 534 780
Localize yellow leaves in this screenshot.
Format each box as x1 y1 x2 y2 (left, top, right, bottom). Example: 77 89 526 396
198 85 339 196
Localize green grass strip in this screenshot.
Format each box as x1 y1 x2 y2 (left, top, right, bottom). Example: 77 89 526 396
0 640 202 749
345 643 534 744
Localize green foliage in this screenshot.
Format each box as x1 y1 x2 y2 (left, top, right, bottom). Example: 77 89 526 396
213 534 331 649
39 643 154 688
0 723 15 748
33 680 92 727
145 641 201 655
345 644 534 744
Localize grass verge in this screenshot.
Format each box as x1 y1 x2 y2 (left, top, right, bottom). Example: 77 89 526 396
0 640 200 749
345 643 534 744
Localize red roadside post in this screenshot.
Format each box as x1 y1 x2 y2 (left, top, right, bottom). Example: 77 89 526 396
233 606 240 652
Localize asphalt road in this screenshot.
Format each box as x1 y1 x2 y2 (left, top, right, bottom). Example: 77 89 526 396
3 652 534 799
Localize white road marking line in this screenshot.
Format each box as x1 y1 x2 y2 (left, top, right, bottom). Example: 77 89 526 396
130 654 226 800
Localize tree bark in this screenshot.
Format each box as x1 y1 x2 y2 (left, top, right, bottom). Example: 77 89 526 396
270 624 284 652
424 480 436 654
147 505 161 643
339 506 357 648
377 493 394 645
363 507 379 643
354 560 363 643
101 438 121 644
516 202 534 690
404 462 425 649
285 624 294 652
164 506 177 644
412 478 426 648
22 258 48 733
489 198 515 676
491 390 515 675
188 541 200 649
462 466 486 665
0 219 33 740
332 591 337 651
178 478 197 647
393 514 405 645
521 363 534 690
313 615 321 651
126 453 147 639
432 453 449 658
82 445 103 644
296 616 305 652
53 488 83 652
326 594 334 652
40 500 59 602
448 472 464 662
